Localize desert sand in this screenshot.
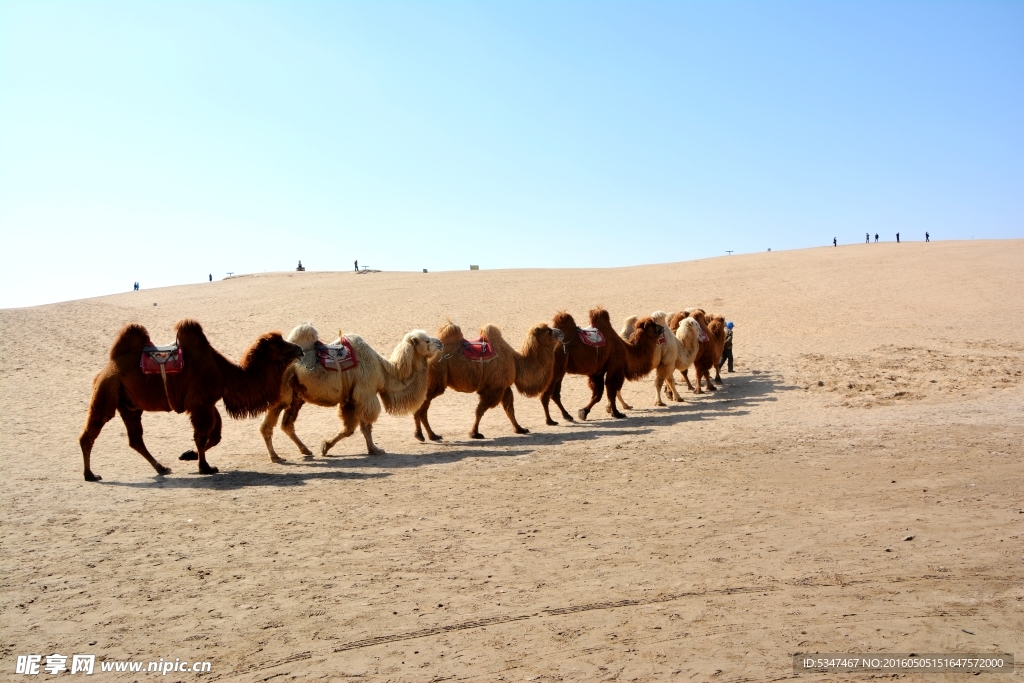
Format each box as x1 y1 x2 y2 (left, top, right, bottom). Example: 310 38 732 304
1 240 1022 682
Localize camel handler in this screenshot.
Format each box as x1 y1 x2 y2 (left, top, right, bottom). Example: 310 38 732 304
718 321 734 373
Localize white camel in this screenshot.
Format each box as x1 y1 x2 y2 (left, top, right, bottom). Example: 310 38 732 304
260 324 441 460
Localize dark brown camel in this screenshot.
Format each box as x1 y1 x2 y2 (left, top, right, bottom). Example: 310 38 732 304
414 321 564 441
688 310 726 393
540 308 663 423
79 319 303 481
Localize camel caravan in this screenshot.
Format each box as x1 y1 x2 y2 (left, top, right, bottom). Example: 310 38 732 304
79 307 731 481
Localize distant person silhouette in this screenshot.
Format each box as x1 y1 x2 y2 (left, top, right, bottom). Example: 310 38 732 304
208 274 212 282
925 232 930 242
875 233 879 243
896 232 900 243
833 237 837 247
354 260 359 272
865 233 870 243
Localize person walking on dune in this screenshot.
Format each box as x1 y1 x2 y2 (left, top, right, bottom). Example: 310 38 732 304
926 232 930 242
833 237 837 247
718 322 735 374
896 232 900 243
866 233 870 243
354 259 358 272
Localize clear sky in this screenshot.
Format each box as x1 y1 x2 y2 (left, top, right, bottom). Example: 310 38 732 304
1 1 1021 308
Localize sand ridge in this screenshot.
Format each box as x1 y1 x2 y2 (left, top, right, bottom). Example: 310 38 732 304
1 240 1022 681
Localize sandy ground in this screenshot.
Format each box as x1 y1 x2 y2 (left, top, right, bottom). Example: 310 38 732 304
1 240 1022 682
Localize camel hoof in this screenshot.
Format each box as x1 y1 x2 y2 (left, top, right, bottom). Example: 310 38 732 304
84 471 102 482
577 409 589 421
545 419 558 426
199 464 219 475
179 450 198 461
612 411 627 419
368 447 385 456
320 441 331 457
470 432 485 439
515 427 529 435
655 401 666 407
299 447 313 456
414 432 425 442
429 434 443 441
562 414 575 423
155 465 172 476
271 456 287 464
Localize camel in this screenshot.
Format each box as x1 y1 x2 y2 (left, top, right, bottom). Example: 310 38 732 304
708 314 729 382
79 320 303 481
684 309 726 393
617 310 704 407
260 324 442 459
413 321 564 441
667 310 708 394
540 308 663 423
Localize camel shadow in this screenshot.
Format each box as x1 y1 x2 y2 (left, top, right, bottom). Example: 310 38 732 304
102 468 390 490
279 447 538 470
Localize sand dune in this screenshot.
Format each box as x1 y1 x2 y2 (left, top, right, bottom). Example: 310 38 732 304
1 240 1021 681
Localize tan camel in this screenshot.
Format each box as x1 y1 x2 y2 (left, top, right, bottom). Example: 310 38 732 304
259 324 442 460
667 310 708 394
617 310 705 407
414 321 564 440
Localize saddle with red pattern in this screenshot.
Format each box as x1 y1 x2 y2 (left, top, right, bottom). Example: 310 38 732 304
576 327 606 347
140 343 183 375
315 338 358 371
460 337 497 362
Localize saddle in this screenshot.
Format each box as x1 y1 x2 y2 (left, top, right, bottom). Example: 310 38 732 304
140 342 183 412
315 338 358 372
140 344 183 374
460 337 497 362
576 327 606 347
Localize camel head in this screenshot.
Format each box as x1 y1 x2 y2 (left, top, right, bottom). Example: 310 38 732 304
528 323 564 348
629 316 664 344
391 329 442 373
243 332 304 368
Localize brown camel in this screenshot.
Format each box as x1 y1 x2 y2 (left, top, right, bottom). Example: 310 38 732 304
414 321 564 440
687 310 727 393
79 320 303 481
540 308 663 423
708 314 729 382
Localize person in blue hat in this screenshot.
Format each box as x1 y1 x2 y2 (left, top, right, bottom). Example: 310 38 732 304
718 321 734 374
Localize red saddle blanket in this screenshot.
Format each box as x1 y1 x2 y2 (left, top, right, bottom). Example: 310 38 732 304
461 337 497 362
316 338 358 371
140 343 183 374
577 327 606 347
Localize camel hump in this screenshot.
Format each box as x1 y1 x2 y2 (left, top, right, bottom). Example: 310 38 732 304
651 310 669 325
479 324 504 346
668 311 685 332
619 315 638 339
437 320 464 345
286 323 320 351
552 310 576 330
174 319 211 349
109 323 151 359
589 307 613 332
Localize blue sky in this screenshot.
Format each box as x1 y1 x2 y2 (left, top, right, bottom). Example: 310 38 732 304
1 1 1021 308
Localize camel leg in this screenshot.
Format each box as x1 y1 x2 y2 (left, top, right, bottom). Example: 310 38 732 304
414 390 443 442
79 375 121 482
359 421 384 455
279 395 313 456
653 373 667 407
259 402 288 463
578 372 606 421
682 368 696 392
322 402 359 455
713 363 723 383
613 391 633 412
665 371 683 402
470 388 504 439
704 368 718 391
605 371 627 419
118 404 172 476
541 372 573 425
691 368 703 394
190 405 221 474
500 386 529 435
